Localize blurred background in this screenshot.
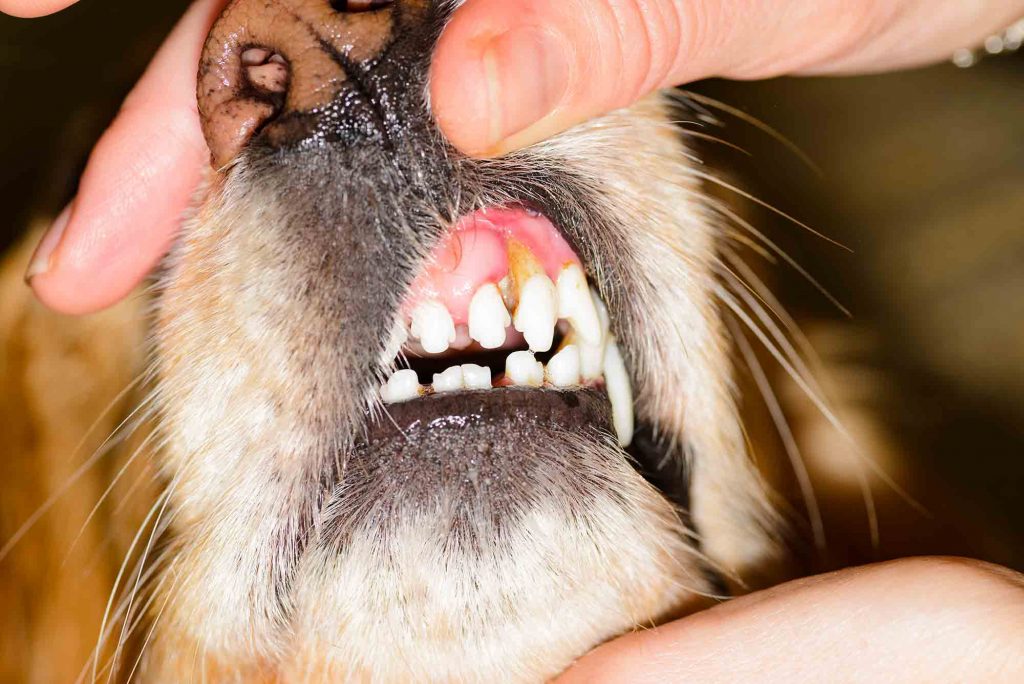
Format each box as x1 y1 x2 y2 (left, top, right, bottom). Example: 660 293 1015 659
2 3 1022 573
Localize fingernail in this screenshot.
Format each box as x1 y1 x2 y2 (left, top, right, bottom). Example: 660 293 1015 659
481 26 571 151
25 201 73 283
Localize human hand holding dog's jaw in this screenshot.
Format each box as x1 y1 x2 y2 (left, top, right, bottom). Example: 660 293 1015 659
16 0 1024 314
557 557 1024 683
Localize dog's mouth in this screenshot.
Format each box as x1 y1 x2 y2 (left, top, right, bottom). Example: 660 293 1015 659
368 205 633 450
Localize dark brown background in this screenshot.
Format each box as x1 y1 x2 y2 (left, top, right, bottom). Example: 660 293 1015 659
2 3 1021 571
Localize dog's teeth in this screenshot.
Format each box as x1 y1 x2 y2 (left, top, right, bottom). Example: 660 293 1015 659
545 344 580 387
505 350 544 386
468 283 510 349
514 274 558 352
410 299 455 354
603 338 634 447
432 365 464 393
557 265 602 346
578 291 611 380
461 364 492 390
381 369 422 404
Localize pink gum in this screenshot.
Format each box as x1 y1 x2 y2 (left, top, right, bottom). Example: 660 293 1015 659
403 207 582 325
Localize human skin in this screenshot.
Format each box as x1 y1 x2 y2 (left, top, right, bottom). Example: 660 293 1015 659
9 0 1024 314
557 557 1024 683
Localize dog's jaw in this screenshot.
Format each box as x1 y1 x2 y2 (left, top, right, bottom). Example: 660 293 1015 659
143 92 780 681
141 1 780 678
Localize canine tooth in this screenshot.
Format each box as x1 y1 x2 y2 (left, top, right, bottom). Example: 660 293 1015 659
514 274 558 352
381 369 421 403
546 344 580 387
505 350 544 387
579 342 605 380
578 290 611 379
468 283 510 349
557 264 602 346
410 299 455 354
461 364 492 390
432 365 464 393
603 339 634 447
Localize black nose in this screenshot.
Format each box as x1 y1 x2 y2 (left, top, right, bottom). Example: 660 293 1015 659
197 0 433 168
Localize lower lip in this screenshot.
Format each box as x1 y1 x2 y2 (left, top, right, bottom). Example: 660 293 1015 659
363 386 612 443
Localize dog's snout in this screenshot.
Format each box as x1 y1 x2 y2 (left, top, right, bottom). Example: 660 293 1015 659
198 0 427 167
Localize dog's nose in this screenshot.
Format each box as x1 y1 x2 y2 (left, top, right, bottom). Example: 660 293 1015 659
198 0 429 168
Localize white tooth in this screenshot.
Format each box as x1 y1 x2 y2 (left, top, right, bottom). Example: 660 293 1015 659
381 369 422 404
461 364 492 390
432 365 464 393
513 274 558 352
468 283 510 349
505 350 544 387
579 292 611 380
410 299 456 354
603 338 634 447
546 344 580 388
557 265 602 346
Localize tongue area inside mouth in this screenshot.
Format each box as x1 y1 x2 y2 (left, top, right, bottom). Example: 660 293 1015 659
404 207 582 325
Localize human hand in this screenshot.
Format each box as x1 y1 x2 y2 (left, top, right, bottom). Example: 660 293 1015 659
15 0 1024 314
556 557 1024 683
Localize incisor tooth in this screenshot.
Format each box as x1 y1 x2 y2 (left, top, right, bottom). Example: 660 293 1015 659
603 338 634 447
505 350 544 387
432 366 464 393
468 283 510 349
381 369 421 404
557 264 602 345
546 344 580 387
514 274 558 352
410 299 456 354
461 364 492 390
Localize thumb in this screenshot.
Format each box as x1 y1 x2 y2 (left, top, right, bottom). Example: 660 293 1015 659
430 0 1024 157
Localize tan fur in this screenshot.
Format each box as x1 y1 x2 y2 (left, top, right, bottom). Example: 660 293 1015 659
0 228 155 682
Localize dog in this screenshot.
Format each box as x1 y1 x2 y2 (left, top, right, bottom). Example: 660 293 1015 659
1 1 796 680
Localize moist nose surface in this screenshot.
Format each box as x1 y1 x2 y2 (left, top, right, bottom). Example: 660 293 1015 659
197 0 432 167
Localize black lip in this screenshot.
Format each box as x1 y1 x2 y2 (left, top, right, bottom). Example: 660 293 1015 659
364 386 613 447
361 389 690 512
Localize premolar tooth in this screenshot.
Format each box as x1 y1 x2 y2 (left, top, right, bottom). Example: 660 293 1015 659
603 338 634 447
505 350 544 387
546 344 580 387
381 369 422 404
461 364 492 390
557 264 602 345
432 365 464 393
514 274 558 352
468 283 510 349
410 299 456 354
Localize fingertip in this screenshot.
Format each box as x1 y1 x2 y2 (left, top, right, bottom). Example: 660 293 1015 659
28 107 207 315
432 0 580 157
0 0 79 19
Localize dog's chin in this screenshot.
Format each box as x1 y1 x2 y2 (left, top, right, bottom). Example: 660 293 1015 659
285 390 708 681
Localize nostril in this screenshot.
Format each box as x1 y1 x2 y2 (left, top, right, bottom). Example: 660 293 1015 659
241 47 289 94
330 0 394 11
